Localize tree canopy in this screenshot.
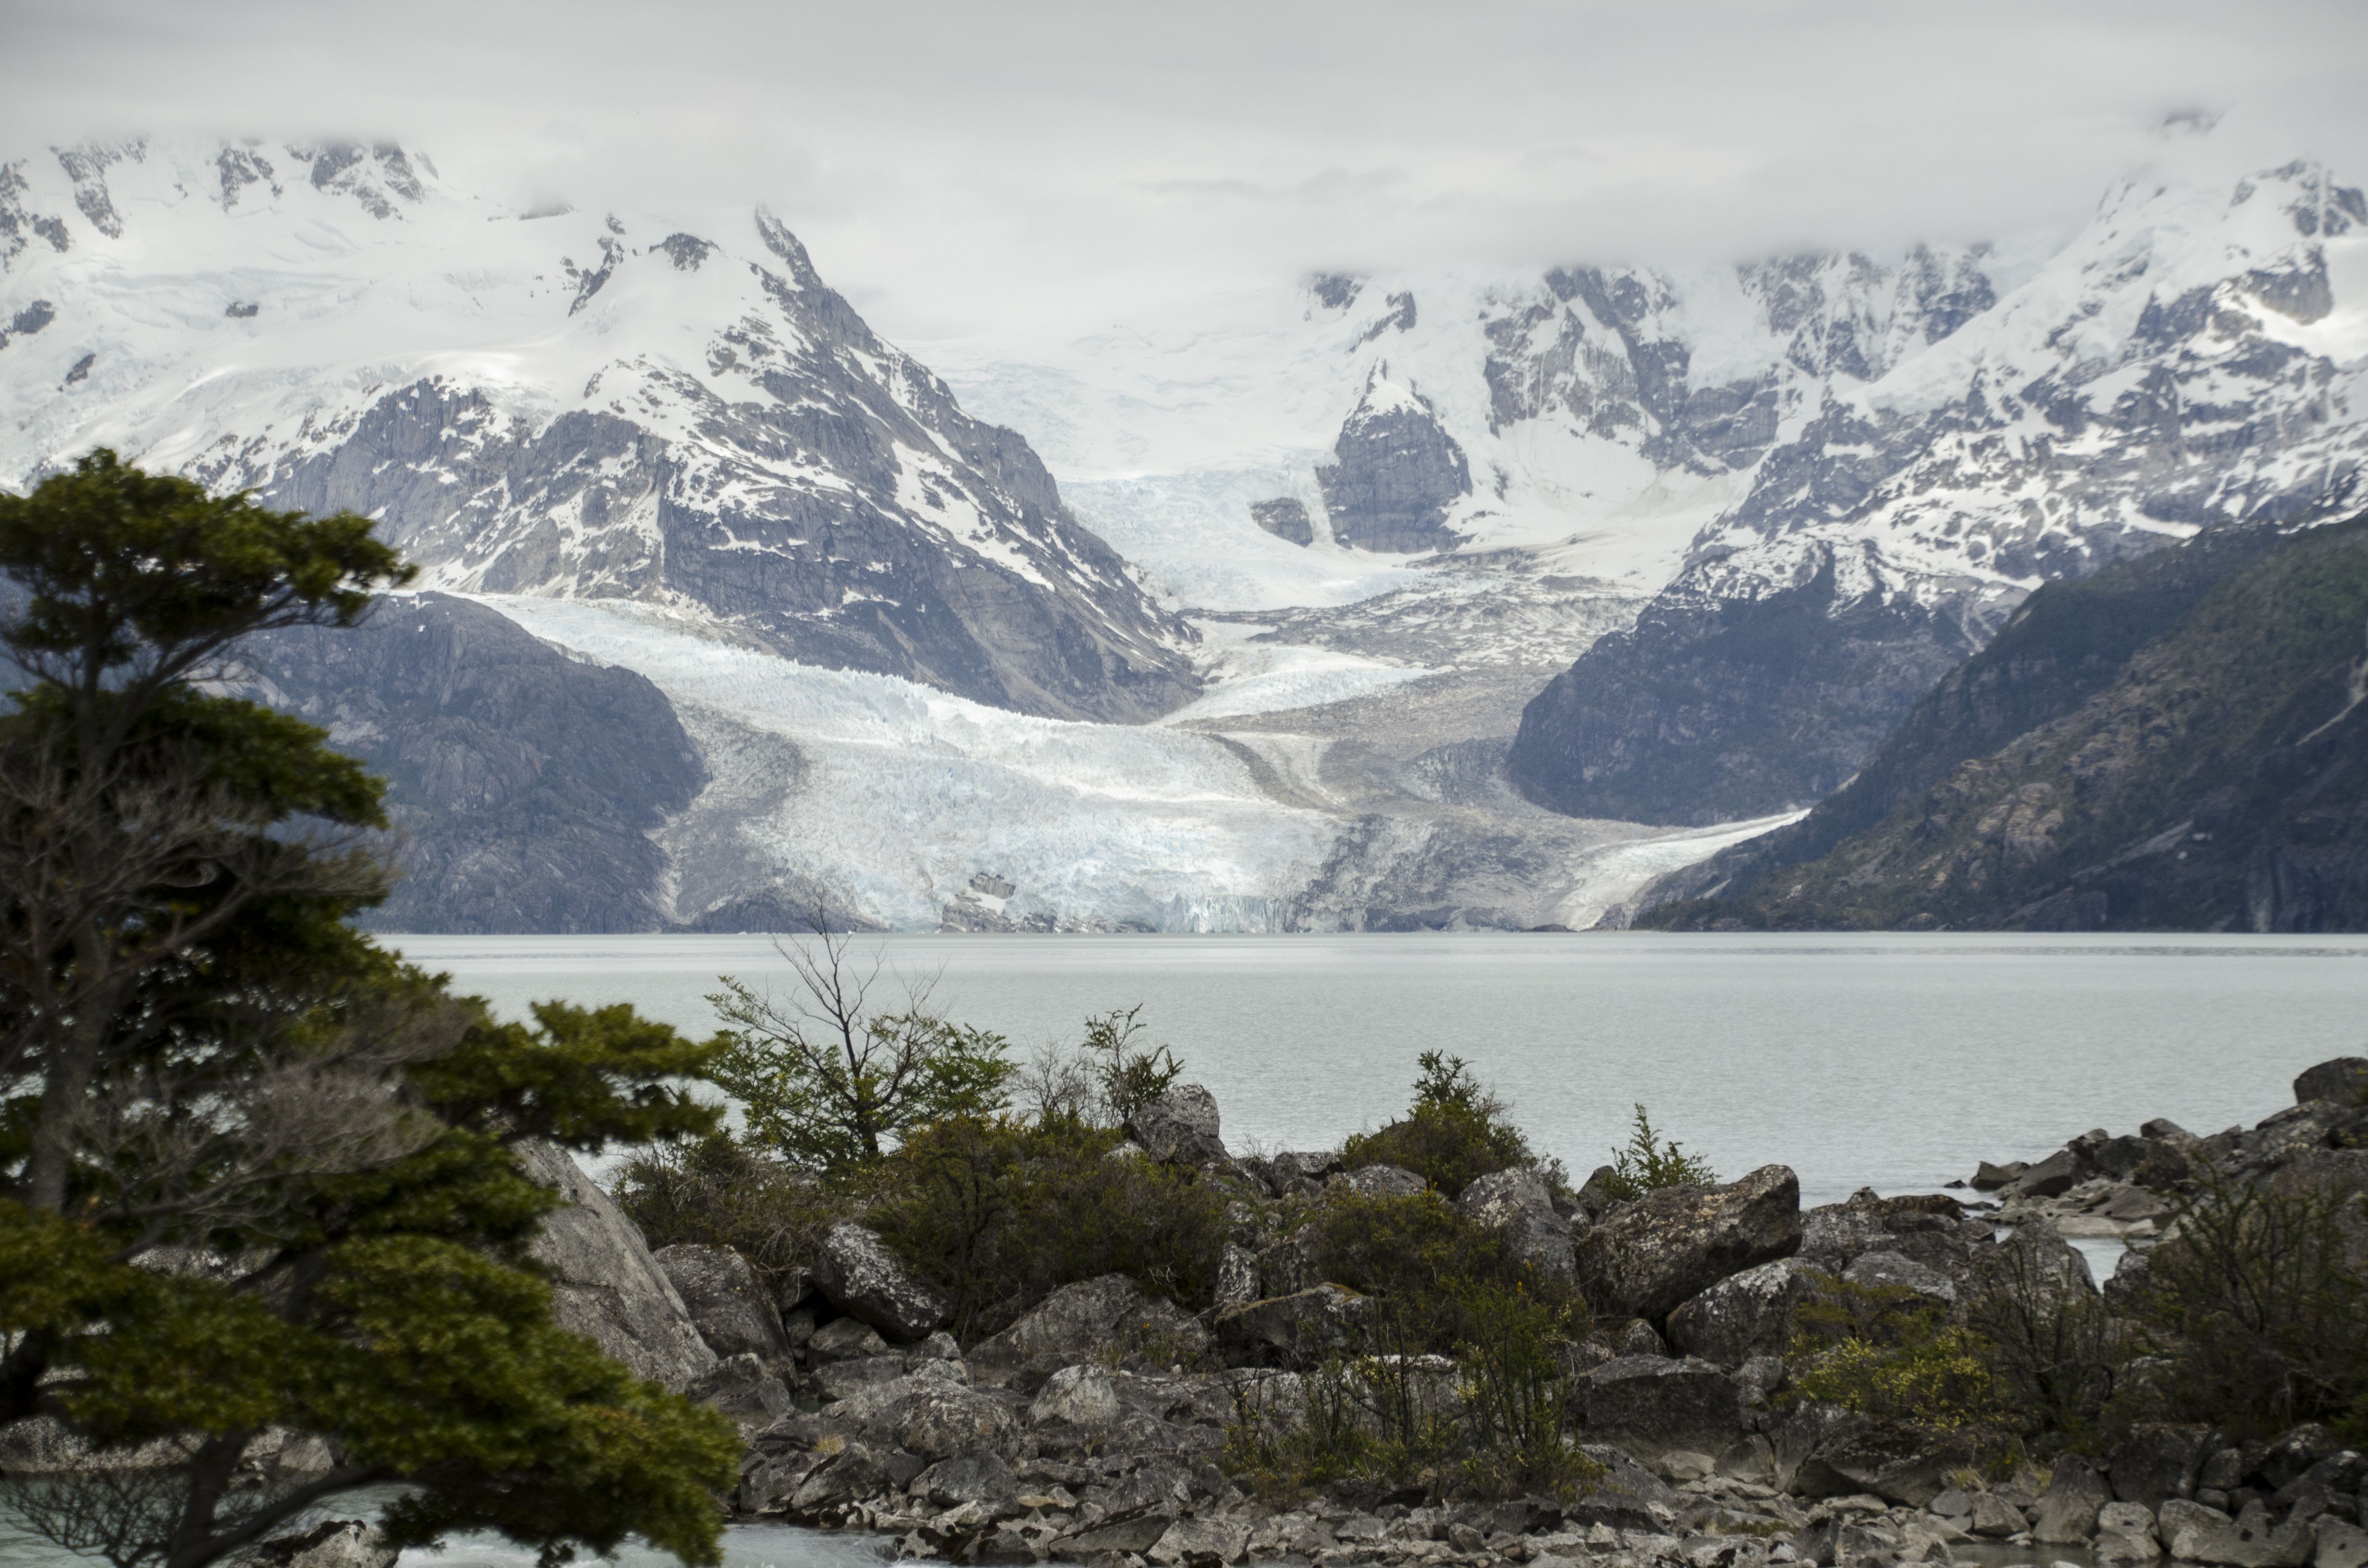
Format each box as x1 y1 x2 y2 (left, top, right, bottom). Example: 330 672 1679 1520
0 453 740 1568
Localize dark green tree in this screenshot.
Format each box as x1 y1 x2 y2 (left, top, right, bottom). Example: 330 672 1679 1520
0 453 740 1568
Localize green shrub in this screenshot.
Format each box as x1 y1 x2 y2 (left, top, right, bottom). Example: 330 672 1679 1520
2134 1168 2368 1440
611 1132 844 1297
1964 1233 2127 1444
1598 1103 1717 1202
1788 1272 1998 1429
1341 1052 1544 1199
865 1113 1229 1340
1221 1278 1599 1504
1313 1189 1547 1349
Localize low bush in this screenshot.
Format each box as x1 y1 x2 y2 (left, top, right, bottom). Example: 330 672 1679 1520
1964 1234 2126 1446
1787 1273 1998 1429
865 1113 1230 1340
1221 1278 1600 1504
1313 1189 1550 1349
2132 1168 2368 1441
612 1131 844 1296
1598 1103 1718 1203
1341 1052 1547 1199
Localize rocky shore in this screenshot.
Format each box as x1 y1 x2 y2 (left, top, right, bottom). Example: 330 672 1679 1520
518 1059 2368 1568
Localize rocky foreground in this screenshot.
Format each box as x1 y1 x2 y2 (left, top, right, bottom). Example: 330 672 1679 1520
502 1061 2368 1568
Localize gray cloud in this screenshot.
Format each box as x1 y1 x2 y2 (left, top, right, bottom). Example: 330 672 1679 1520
2 0 2364 340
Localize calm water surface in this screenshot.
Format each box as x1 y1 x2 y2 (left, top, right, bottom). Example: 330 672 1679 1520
391 931 2368 1208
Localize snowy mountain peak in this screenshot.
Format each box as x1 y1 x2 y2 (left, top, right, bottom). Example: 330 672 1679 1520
0 135 1199 723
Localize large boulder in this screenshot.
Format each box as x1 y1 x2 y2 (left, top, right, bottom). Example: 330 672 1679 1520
653 1244 792 1364
2182 1500 2317 1567
810 1222 952 1343
1210 1286 1368 1368
1792 1423 1981 1508
1028 1364 1122 1426
1457 1167 1575 1282
967 1273 1208 1389
1666 1257 1820 1366
2112 1424 2220 1507
1576 1164 1803 1326
1125 1085 1227 1166
2033 1455 2112 1544
515 1139 719 1392
2294 1058 2368 1107
1573 1355 1749 1465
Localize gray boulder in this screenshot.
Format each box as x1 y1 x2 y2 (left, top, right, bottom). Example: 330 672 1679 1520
2113 1424 2220 1506
2294 1058 2368 1107
1210 1286 1368 1368
1337 1164 1428 1198
968 1273 1209 1389
2160 1499 2233 1558
653 1243 791 1364
1028 1365 1122 1426
788 1441 914 1513
1151 1516 1252 1568
2183 1500 2316 1567
1793 1423 1979 1508
2034 1455 2112 1544
1125 1085 1227 1165
1842 1250 1958 1304
1576 1164 1803 1326
805 1315 890 1363
1971 1493 2029 1537
1457 1167 1575 1281
515 1139 718 1392
913 1450 1020 1511
1666 1257 1820 1365
247 1521 397 1568
2008 1150 2082 1200
1574 1355 1748 1465
811 1222 952 1343
2314 1519 2368 1568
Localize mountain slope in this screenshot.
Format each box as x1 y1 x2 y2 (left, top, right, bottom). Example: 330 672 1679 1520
1638 514 2368 931
0 138 1195 723
241 594 705 932
1508 161 2368 822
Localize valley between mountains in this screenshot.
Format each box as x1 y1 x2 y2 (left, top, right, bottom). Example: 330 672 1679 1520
4 138 2366 931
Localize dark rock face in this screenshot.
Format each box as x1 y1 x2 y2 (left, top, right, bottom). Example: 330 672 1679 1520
1576 1165 1803 1326
2295 1057 2368 1105
811 1223 954 1343
2111 1423 2218 1507
1628 520 2296 916
1317 373 1471 554
1637 515 2368 931
1509 546 1983 825
512 1139 719 1393
654 1244 792 1365
1249 498 1316 546
245 593 703 932
1573 1355 1748 1462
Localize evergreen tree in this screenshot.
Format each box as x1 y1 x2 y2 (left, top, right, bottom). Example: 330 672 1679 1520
0 453 740 1568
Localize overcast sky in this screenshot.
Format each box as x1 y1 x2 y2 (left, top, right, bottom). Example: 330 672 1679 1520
5 0 2367 340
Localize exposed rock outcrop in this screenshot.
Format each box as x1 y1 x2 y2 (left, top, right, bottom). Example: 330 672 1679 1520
514 1138 718 1392
1577 1164 1804 1326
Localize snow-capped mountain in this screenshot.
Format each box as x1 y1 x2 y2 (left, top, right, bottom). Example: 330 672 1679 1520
931 158 2368 826
0 138 1196 723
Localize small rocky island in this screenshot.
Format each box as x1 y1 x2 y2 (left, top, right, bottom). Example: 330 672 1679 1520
507 1059 2368 1568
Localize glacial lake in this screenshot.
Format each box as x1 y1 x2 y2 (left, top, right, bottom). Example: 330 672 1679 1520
392 931 2368 1213
9 932 2362 1568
